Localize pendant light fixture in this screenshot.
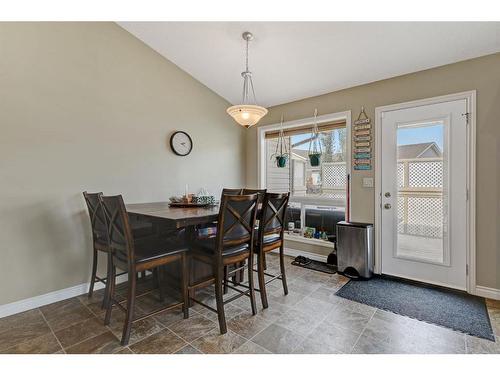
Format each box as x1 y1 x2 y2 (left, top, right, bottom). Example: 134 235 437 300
226 32 268 128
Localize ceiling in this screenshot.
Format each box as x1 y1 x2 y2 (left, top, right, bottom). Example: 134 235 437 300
118 22 500 107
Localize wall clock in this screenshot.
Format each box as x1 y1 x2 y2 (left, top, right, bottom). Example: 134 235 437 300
170 131 193 156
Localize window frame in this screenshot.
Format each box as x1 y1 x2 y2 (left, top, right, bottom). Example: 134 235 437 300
257 110 352 217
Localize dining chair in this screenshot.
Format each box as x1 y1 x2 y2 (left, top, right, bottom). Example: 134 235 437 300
83 192 127 308
198 188 264 291
100 194 189 346
255 192 290 309
188 193 259 334
83 192 159 307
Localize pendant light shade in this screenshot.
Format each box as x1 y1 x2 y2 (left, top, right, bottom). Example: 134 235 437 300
227 32 267 128
226 104 268 128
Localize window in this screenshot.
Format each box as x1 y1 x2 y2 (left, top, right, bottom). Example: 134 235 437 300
260 115 350 243
264 123 348 204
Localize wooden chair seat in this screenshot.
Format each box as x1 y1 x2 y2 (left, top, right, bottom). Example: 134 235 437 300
192 237 249 258
134 238 187 266
255 232 281 245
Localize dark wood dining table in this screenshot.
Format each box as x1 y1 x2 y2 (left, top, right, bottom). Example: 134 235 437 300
126 202 220 230
126 202 230 289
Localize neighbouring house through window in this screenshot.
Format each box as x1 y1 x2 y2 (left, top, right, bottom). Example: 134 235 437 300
262 119 349 244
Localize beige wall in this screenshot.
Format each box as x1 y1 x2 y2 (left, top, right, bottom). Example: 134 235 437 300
0 22 246 305
247 53 500 289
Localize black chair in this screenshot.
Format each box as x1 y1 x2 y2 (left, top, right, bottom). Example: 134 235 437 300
188 193 259 334
255 192 290 309
100 194 189 345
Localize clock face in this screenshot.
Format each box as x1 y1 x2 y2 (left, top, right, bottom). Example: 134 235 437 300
170 131 193 156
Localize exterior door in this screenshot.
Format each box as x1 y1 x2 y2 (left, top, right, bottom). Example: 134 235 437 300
380 99 468 290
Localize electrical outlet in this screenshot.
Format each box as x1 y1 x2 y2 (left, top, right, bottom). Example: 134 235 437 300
362 177 374 188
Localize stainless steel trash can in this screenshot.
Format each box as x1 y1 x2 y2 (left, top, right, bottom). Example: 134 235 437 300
336 221 374 279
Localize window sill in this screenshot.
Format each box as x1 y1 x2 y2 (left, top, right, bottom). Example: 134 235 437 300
290 196 346 207
284 233 335 248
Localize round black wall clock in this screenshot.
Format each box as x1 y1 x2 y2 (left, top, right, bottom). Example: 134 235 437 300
170 131 193 156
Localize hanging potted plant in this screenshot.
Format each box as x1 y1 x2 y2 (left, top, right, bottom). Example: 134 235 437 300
270 114 289 168
308 109 322 167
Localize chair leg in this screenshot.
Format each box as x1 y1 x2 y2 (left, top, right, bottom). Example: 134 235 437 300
262 253 267 271
88 248 98 298
188 258 195 308
214 265 227 334
232 261 245 284
182 253 189 319
154 268 165 302
257 252 269 309
101 252 112 309
121 270 137 346
279 245 288 295
238 261 245 282
223 266 229 294
247 256 257 315
141 271 147 279
104 263 116 326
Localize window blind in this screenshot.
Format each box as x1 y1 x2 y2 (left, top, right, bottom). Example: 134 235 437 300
264 120 346 139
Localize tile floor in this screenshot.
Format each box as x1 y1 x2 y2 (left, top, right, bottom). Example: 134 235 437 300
1 253 499 354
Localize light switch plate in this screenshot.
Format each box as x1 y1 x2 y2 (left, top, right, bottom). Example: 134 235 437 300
362 177 374 188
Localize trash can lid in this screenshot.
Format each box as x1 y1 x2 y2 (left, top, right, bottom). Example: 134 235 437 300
337 221 373 228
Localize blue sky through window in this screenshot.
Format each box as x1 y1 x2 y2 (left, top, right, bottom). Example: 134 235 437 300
290 123 443 152
397 123 444 150
291 130 344 152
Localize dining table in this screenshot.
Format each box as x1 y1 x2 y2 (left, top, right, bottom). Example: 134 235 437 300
126 201 244 292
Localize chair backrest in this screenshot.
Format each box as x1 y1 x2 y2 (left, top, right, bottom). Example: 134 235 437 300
241 189 267 206
215 193 259 256
259 192 290 238
83 191 108 245
99 195 135 267
221 188 243 196
242 189 267 220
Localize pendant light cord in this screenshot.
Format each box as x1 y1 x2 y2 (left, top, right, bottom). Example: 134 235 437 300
241 35 258 105
245 37 249 72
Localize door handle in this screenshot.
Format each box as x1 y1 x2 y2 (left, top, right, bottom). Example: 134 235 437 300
384 203 392 209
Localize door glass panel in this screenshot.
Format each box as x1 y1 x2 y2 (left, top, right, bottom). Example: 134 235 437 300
396 121 448 264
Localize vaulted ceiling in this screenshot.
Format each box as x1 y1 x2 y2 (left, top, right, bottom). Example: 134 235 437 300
119 22 500 107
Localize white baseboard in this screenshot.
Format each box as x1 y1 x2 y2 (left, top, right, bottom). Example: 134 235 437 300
271 247 328 263
0 274 128 319
474 285 500 301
